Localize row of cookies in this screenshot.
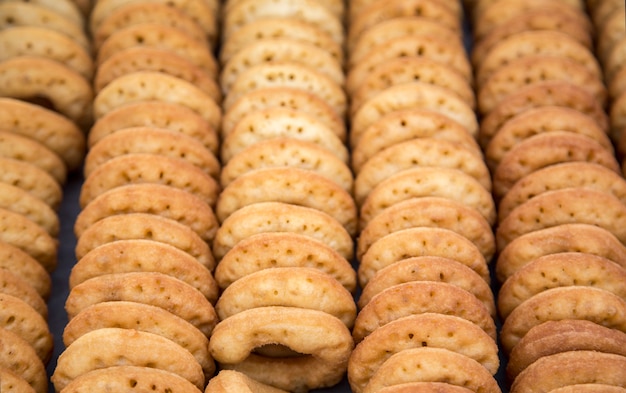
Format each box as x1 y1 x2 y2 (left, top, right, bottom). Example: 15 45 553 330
468 0 626 391
344 1 501 393
51 1 223 392
208 1 358 391
0 0 90 391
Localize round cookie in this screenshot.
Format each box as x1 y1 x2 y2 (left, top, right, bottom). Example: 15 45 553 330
70 239 218 301
0 267 47 318
52 328 205 391
348 313 499 393
74 213 214 270
496 188 626 251
206 370 289 393
352 281 497 344
0 182 59 238
348 0 462 20
358 256 495 315
0 328 47 393
219 138 354 193
366 382 477 393
222 0 344 20
0 367 36 393
0 157 63 210
3 0 85 28
351 109 480 173
212 201 354 261
0 242 51 298
214 231 356 292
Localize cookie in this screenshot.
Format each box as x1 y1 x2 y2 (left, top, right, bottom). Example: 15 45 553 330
221 107 348 163
214 231 356 293
206 370 289 393
219 138 354 193
70 239 218 301
0 293 52 362
212 201 354 261
87 101 218 152
0 367 36 393
222 0 344 19
0 182 59 238
351 109 480 172
0 157 63 210
74 213 214 270
597 9 626 64
5 0 85 28
358 227 490 287
357 256 495 314
0 268 47 318
0 56 94 129
611 90 626 145
0 328 47 393
0 242 51 298
0 97 86 171
216 167 357 236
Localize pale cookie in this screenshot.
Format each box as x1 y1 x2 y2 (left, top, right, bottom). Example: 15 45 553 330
478 81 609 149
61 366 206 393
65 272 218 337
597 5 626 64
0 2 90 50
347 16 461 69
94 47 220 97
218 17 343 66
492 131 620 199
0 328 47 393
92 2 208 49
350 82 479 146
351 109 480 172
500 286 626 354
348 0 462 21
371 382 477 393
347 0 461 51
209 307 353 392
220 38 344 93
88 101 218 152
216 167 357 236
74 213 214 270
0 157 62 210
359 167 496 230
358 256 495 315
477 55 607 115
472 0 585 21
89 0 218 44
221 87 345 141
220 138 354 193
357 197 496 263
0 97 86 171
0 293 52 362
511 350 626 393
498 252 626 319
348 313 499 393
350 57 475 116
0 130 67 185
0 26 94 80
548 385 626 393
75 183 218 242
215 267 356 327
495 223 626 283
0 181 59 238
476 30 601 88
354 138 490 206
0 368 36 393
52 328 205 391
0 56 93 129
358 227 490 287
0 242 51 298
63 301 214 378
496 188 626 251
0 268 47 318
498 162 626 223
93 71 221 123
222 0 344 19
212 201 354 261
84 127 220 180
352 281 497 343
70 239 218 301
0 207 57 272
80 153 219 209
2 0 85 28
95 23 218 84
221 107 348 163
471 9 594 68
346 35 472 96
507 320 626 380
485 106 613 172
214 231 356 292
206 370 289 393
222 0 344 46
222 62 347 120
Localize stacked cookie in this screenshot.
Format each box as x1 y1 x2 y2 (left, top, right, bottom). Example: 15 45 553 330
0 1 90 392
469 0 626 391
51 1 222 392
208 1 357 391
345 1 500 393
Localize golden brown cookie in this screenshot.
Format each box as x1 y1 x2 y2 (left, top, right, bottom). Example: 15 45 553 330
0 268 47 318
0 157 62 210
0 328 47 393
205 370 289 393
0 367 36 393
4 0 85 28
0 242 51 298
0 182 59 238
